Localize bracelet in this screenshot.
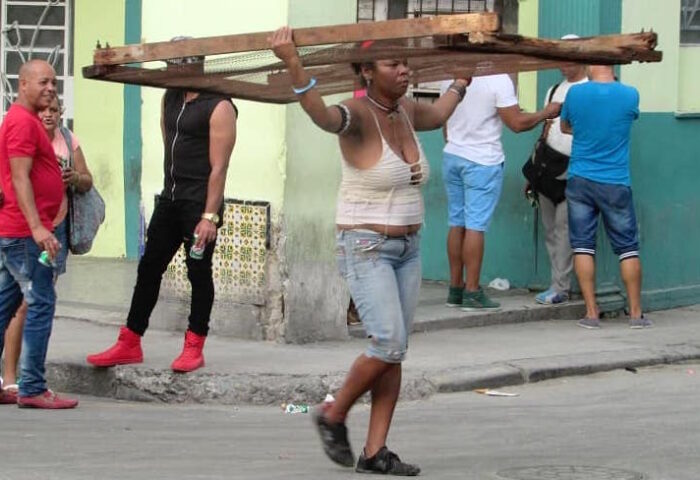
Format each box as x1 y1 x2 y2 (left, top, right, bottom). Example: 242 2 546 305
447 82 467 101
333 103 352 135
292 77 317 95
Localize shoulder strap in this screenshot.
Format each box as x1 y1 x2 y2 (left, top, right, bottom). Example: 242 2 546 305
538 82 562 141
59 126 74 168
547 82 561 104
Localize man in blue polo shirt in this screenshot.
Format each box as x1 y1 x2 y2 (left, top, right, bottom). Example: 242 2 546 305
560 64 650 329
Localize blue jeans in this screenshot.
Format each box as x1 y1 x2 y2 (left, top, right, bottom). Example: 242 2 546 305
0 236 57 397
566 175 640 260
336 230 422 363
442 152 504 231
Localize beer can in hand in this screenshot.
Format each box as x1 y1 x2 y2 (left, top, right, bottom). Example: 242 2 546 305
189 233 205 260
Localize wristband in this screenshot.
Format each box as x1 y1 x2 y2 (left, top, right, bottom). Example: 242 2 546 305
292 77 317 95
447 83 467 102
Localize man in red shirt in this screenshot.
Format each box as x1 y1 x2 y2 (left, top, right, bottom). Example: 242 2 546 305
0 59 78 409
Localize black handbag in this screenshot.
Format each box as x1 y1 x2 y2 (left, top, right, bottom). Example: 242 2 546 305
521 83 570 204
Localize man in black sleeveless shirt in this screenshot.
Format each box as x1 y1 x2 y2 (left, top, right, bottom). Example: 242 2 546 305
87 83 237 373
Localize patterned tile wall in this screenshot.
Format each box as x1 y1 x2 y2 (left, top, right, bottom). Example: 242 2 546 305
162 199 270 305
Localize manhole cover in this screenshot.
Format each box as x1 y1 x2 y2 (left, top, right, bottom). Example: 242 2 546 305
497 465 644 480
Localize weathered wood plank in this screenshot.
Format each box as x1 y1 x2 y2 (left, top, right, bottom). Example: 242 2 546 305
452 31 662 63
83 24 662 105
93 13 500 66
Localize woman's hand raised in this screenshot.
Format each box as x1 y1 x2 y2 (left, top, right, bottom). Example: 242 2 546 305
268 26 299 65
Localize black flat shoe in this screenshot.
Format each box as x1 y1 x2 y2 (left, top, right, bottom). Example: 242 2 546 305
312 406 355 467
356 446 420 476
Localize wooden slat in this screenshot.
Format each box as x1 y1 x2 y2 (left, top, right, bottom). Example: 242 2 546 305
82 65 287 103
93 13 499 66
453 31 662 63
264 53 579 101
83 28 663 104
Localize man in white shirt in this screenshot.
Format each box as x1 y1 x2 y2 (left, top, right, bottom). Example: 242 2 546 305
442 74 561 310
531 41 588 305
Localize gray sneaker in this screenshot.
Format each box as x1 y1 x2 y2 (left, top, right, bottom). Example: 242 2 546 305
577 317 601 329
461 288 500 311
629 316 653 329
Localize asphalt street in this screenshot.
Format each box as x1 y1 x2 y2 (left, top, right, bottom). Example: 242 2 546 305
2 363 698 480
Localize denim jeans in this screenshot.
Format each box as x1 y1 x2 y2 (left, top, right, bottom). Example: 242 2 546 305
566 175 639 260
336 229 422 363
126 197 221 337
0 236 57 397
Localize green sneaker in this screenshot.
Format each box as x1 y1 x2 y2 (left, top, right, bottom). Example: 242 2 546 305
446 286 464 307
461 288 500 311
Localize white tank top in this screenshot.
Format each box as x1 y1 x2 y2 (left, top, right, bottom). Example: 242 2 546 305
336 107 430 227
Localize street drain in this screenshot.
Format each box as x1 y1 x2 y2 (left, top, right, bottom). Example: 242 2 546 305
497 465 644 480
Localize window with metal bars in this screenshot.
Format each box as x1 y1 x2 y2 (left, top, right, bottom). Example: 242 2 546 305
358 0 496 22
357 0 517 101
681 0 700 44
1 0 74 121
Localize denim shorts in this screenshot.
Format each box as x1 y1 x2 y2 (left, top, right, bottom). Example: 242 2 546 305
336 229 422 363
443 152 504 231
566 175 639 260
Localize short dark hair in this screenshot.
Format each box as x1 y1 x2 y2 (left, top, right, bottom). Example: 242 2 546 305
351 61 374 88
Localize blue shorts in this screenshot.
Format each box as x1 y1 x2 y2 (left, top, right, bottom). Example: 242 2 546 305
566 176 639 260
336 229 422 363
443 152 504 231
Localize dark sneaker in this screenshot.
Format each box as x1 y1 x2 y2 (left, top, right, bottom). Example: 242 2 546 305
629 315 653 329
461 288 500 311
356 447 420 476
312 406 354 467
446 286 464 307
577 317 601 329
17 390 78 409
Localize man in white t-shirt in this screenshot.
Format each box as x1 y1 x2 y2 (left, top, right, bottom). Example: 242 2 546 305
531 40 588 305
442 74 561 310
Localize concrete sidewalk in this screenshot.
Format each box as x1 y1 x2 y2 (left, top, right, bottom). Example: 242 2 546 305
46 302 700 405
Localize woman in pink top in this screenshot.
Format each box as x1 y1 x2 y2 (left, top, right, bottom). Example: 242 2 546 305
0 97 93 403
270 27 470 475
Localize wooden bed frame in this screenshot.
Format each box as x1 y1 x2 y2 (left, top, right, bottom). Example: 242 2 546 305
82 13 662 104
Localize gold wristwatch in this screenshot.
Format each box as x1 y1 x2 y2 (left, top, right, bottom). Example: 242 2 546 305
201 212 220 224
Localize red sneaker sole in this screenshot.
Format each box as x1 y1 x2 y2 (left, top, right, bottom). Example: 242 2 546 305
86 357 144 367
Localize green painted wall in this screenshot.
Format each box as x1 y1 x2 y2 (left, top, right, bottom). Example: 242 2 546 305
73 0 126 257
123 0 141 259
139 0 289 221
537 0 622 107
422 114 700 302
420 129 542 286
422 0 700 312
678 47 700 113
282 0 357 342
517 0 539 112
625 0 700 114
621 0 680 113
627 114 700 296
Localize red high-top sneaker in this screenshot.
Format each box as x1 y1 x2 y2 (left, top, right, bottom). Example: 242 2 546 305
86 326 143 367
171 330 206 373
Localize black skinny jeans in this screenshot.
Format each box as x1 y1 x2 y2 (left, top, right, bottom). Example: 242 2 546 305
126 197 218 337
